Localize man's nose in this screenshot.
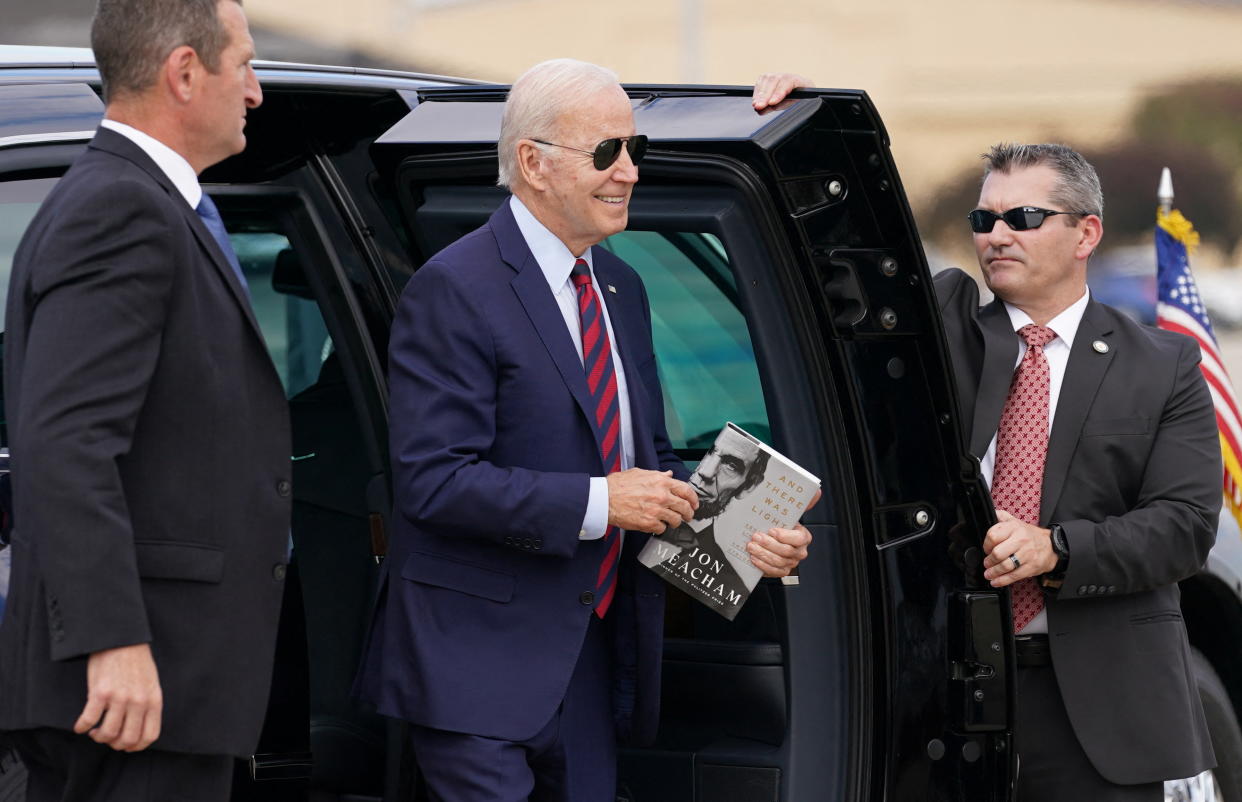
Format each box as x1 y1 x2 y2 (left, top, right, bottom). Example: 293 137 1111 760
245 64 263 108
985 219 1016 247
610 147 639 183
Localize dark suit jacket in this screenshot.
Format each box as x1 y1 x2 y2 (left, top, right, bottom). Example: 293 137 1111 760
355 200 685 745
0 128 292 757
935 267 1220 783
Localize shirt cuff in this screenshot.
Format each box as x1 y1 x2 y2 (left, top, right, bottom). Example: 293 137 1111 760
580 476 609 540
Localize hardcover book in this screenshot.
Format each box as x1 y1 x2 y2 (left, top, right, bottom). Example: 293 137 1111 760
637 422 820 620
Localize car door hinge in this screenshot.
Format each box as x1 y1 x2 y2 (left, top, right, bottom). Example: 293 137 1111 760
947 591 1009 732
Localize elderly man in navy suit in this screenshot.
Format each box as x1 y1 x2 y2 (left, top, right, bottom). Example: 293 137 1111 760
356 59 813 801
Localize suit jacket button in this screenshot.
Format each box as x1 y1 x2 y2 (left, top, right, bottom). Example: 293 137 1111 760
1087 584 1097 594
1078 585 1088 595
1108 586 1117 593
273 563 287 581
523 538 533 550
579 591 595 605
533 538 543 550
277 479 291 497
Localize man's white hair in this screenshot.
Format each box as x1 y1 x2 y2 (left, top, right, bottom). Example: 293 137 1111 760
497 58 622 189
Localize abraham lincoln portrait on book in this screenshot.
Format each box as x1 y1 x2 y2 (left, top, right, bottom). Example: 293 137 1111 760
639 430 770 608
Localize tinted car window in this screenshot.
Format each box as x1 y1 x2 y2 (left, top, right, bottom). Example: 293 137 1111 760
226 229 333 398
0 178 57 335
600 230 769 450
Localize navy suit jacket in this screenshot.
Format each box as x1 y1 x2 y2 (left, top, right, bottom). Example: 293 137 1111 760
356 201 685 744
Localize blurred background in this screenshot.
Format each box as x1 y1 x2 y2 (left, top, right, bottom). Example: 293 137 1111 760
11 0 1242 369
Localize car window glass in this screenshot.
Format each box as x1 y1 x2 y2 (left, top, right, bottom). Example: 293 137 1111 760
599 230 770 450
0 178 58 323
227 229 333 398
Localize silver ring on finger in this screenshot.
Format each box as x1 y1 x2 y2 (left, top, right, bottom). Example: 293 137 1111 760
1009 554 1021 570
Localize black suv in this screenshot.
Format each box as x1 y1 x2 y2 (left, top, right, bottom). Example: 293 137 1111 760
4 46 1237 802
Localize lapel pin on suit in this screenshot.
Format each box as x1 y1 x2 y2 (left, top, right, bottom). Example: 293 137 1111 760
1092 340 1110 354
608 285 617 294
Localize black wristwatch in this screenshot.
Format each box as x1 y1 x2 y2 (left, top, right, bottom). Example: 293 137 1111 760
1040 524 1071 590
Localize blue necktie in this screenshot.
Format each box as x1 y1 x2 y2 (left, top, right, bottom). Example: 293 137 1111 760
195 193 249 291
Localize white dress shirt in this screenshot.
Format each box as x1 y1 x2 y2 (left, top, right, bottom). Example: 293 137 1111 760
99 119 201 209
509 196 636 540
981 288 1090 634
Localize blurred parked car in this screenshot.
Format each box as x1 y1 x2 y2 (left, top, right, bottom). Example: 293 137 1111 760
1087 244 1157 325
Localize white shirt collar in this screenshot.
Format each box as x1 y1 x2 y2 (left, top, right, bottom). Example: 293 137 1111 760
509 195 594 294
1003 288 1090 349
99 119 201 209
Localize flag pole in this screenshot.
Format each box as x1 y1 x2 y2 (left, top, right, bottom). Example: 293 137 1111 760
1158 166 1174 216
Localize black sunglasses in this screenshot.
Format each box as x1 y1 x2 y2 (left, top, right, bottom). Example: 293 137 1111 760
968 206 1091 234
531 135 649 171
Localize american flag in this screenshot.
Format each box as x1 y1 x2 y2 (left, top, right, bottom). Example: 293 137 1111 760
1155 208 1242 532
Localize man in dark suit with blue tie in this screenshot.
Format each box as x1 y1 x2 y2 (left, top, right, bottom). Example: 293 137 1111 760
356 59 812 801
0 1 291 799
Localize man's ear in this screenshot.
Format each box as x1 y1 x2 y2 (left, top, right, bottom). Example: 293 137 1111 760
516 140 550 192
1076 214 1104 261
163 45 199 103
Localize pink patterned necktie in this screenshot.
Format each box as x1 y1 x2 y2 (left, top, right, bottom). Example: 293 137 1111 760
991 324 1057 632
570 259 622 619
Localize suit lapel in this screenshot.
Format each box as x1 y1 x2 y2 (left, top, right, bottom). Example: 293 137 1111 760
971 300 1019 458
181 203 266 339
1040 302 1114 521
89 129 267 345
493 203 606 463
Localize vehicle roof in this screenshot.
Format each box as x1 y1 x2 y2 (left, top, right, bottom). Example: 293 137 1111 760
0 45 95 64
0 44 479 90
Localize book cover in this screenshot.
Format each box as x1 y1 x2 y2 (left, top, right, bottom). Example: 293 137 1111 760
637 422 820 620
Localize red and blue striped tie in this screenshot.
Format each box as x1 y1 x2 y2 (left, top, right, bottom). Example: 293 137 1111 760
571 259 622 619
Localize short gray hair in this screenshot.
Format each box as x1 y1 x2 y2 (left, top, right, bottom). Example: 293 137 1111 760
91 0 240 103
497 58 622 189
982 143 1104 220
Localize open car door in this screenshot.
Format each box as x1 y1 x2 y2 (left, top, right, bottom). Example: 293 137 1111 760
366 84 1015 802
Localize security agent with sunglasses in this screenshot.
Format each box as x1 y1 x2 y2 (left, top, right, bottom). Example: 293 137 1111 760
758 72 1222 797
355 59 812 801
936 143 1220 800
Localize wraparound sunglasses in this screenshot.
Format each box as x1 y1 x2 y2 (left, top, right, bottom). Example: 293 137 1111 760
968 206 1092 234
